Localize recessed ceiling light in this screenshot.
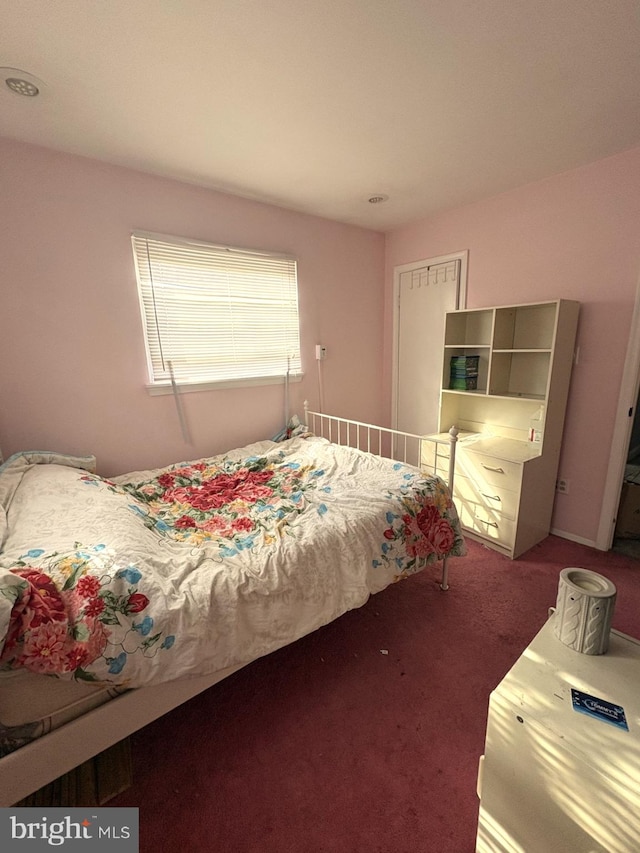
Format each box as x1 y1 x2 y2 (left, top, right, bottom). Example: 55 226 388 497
368 194 389 204
6 77 39 96
1 67 44 97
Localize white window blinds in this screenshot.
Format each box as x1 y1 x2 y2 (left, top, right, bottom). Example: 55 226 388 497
131 233 301 387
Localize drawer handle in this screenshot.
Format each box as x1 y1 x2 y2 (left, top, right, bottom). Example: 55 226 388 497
481 493 501 502
481 464 505 474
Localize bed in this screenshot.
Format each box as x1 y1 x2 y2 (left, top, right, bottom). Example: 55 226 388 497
0 408 464 805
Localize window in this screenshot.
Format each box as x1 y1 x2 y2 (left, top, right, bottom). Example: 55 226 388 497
131 232 302 391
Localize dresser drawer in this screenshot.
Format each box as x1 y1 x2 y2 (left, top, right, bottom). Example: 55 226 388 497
457 448 523 492
421 442 453 479
465 504 516 550
454 475 519 521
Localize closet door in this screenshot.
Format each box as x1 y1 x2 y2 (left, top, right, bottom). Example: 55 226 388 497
393 254 466 435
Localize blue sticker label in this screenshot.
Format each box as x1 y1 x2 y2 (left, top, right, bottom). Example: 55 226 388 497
571 689 629 731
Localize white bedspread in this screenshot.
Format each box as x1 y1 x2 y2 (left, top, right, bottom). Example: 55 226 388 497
0 437 464 688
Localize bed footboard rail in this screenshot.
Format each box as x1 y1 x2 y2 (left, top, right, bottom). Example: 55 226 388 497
303 404 459 591
303 402 458 487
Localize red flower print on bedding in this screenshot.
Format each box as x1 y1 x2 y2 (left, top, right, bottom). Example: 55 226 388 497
0 556 173 682
125 592 149 614
0 568 109 675
120 452 322 552
175 515 197 528
12 569 66 628
84 597 106 618
156 463 206 491
403 503 455 558
376 482 460 575
76 575 101 598
22 621 69 673
163 469 274 511
2 569 66 655
428 517 456 555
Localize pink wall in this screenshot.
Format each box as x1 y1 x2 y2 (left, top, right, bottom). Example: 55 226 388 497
0 138 385 476
4 135 640 547
385 146 640 546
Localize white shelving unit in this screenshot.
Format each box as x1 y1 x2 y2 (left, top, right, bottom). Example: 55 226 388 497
431 299 579 559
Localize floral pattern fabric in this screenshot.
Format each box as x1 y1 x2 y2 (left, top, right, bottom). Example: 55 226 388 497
0 437 465 688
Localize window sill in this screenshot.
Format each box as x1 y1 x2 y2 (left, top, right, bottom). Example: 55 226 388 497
145 373 303 396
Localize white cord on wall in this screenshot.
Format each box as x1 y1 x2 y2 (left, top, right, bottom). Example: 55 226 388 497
317 358 325 414
284 356 290 427
168 360 192 444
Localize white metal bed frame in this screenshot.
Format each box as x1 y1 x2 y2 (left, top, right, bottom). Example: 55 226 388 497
0 411 460 807
303 403 459 591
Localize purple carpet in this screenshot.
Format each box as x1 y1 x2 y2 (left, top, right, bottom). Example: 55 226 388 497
111 536 640 852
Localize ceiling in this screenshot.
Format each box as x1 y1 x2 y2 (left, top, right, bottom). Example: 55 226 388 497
2 0 640 231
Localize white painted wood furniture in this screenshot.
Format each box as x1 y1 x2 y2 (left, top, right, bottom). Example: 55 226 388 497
432 299 579 558
476 615 640 852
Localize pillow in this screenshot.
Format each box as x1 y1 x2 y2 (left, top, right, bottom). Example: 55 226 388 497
271 414 309 442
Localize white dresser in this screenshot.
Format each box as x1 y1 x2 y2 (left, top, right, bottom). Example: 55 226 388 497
476 616 640 852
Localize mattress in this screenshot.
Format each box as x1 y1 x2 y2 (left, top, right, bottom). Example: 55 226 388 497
0 669 125 758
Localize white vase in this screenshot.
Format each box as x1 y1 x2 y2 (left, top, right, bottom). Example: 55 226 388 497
553 568 617 655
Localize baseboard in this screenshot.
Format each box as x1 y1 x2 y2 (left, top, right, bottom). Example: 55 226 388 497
549 527 600 550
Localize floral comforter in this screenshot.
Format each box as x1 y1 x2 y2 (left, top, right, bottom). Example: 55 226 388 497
0 436 465 688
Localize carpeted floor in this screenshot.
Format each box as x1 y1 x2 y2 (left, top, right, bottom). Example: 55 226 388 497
110 536 640 852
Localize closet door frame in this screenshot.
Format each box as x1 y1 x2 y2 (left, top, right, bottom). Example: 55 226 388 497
391 250 468 432
597 270 640 550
